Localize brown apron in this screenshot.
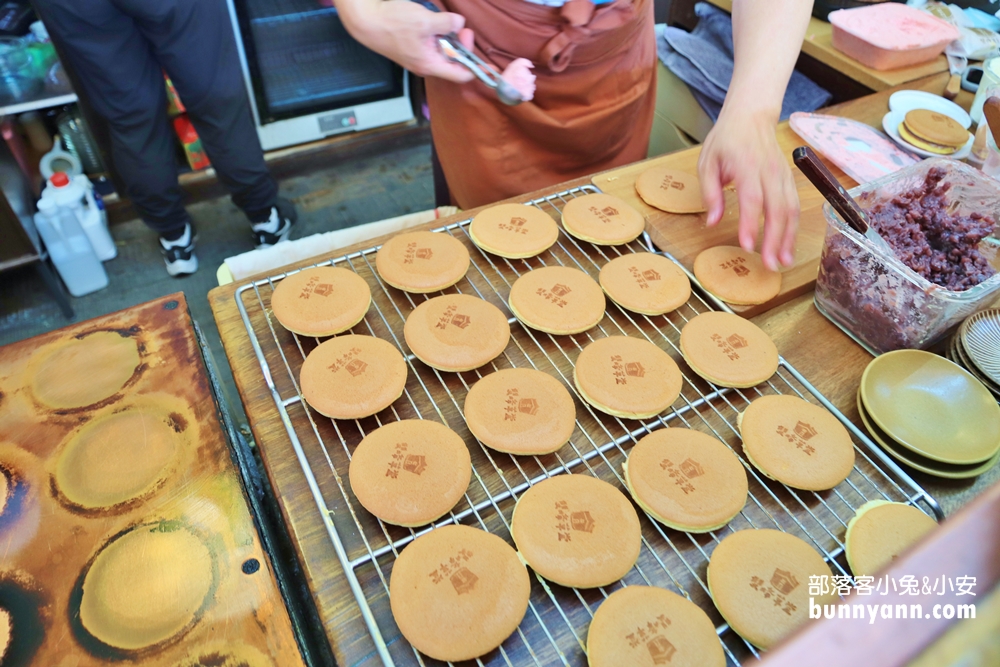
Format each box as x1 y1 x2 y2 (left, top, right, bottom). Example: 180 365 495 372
426 0 656 209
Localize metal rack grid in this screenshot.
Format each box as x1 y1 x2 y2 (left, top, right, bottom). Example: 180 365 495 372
236 185 943 666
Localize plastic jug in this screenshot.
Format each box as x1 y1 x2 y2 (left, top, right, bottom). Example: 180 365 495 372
42 171 116 260
33 197 108 296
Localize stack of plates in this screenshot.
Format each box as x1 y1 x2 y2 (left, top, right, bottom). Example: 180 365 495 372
946 309 1000 402
858 350 1000 479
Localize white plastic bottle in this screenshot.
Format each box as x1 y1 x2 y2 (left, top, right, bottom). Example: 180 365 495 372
34 196 108 296
42 171 116 260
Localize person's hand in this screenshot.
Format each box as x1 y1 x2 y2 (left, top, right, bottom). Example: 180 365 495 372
338 0 475 83
697 109 800 271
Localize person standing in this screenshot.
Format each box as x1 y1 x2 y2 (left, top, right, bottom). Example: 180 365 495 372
336 0 811 272
32 0 297 276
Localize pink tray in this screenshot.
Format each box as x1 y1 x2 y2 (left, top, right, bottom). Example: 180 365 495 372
829 4 959 71
790 112 919 185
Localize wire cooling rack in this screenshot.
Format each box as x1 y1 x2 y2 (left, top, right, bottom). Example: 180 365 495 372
235 185 943 666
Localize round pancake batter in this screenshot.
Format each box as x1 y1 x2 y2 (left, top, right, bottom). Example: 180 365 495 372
599 252 691 315
299 334 407 419
707 528 837 650
375 230 470 293
270 266 371 337
349 420 471 527
29 330 140 410
693 246 781 306
511 474 641 588
403 294 510 372
469 203 559 258
739 395 855 491
54 401 187 512
679 312 778 388
845 500 937 577
635 166 706 214
586 585 725 667
560 193 645 245
464 368 576 455
508 266 606 335
574 336 682 419
79 521 215 651
389 525 530 662
623 428 747 533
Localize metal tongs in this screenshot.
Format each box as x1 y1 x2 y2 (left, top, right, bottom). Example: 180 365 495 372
413 0 523 106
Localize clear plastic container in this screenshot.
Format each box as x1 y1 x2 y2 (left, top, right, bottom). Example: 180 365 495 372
829 4 959 71
814 158 1000 355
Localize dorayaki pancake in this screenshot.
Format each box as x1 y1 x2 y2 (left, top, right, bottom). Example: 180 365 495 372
508 266 606 335
469 203 559 258
79 522 215 651
599 252 691 315
707 529 837 650
270 266 371 337
586 585 725 667
560 193 645 245
464 368 576 455
299 334 407 419
902 109 969 153
348 420 471 527
623 428 747 533
898 123 960 155
679 312 778 388
512 474 641 588
845 500 937 577
403 294 510 372
28 330 140 410
389 525 530 662
374 230 470 293
738 395 855 491
574 336 682 419
693 246 782 306
635 166 706 214
54 400 188 512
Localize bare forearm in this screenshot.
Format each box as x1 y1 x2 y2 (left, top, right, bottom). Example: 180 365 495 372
725 0 812 122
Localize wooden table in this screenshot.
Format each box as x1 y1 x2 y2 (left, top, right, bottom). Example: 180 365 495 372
708 0 950 92
208 71 993 665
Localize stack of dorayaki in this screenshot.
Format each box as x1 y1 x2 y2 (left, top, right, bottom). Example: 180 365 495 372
898 109 971 155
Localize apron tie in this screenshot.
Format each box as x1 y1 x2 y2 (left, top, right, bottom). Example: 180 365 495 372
540 0 634 72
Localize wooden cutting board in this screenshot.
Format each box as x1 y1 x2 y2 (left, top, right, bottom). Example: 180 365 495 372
0 294 304 667
592 122 854 318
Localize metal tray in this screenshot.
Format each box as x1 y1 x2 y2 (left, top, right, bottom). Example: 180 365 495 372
235 185 943 666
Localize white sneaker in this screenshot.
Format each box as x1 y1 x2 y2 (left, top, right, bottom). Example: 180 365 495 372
159 223 198 277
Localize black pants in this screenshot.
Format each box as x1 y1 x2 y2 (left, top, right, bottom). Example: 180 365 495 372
33 0 278 234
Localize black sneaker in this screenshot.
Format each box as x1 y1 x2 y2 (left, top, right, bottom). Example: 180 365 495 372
251 197 298 248
159 223 198 276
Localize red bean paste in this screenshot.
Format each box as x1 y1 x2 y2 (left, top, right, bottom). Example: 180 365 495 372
817 167 997 351
866 167 995 291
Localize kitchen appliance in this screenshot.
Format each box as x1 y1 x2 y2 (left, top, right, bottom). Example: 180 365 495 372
226 0 413 151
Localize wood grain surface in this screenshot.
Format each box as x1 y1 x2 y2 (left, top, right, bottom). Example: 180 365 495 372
0 294 304 667
208 71 989 665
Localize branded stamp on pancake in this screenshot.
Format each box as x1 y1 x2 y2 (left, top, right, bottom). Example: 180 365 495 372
776 421 817 455
428 548 477 594
710 333 747 361
298 275 335 299
658 457 701 494
498 216 529 234
719 256 749 278
624 612 674 664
